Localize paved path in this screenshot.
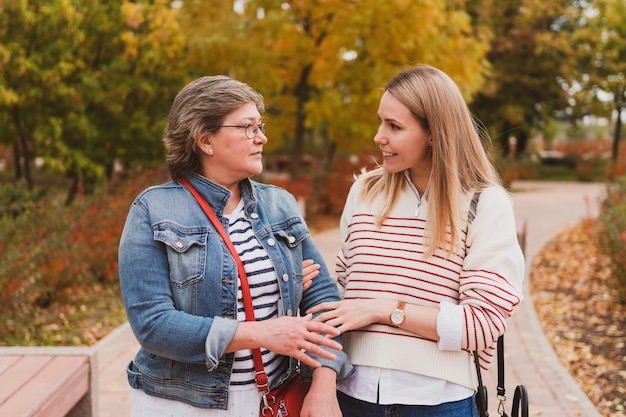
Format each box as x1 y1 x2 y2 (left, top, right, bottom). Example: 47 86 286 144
96 180 605 417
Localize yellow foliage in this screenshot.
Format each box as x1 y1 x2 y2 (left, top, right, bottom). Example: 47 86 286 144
181 0 490 156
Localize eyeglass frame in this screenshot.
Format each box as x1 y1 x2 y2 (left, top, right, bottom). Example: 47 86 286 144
218 123 266 140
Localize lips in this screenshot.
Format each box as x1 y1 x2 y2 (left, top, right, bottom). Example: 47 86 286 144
382 151 396 158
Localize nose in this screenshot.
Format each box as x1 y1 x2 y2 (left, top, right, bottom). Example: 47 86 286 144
373 126 385 144
255 129 268 144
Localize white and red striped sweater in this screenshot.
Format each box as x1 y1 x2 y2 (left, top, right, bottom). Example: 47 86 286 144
336 179 525 390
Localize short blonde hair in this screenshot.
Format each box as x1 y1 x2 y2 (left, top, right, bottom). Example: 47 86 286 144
360 65 500 255
163 76 265 179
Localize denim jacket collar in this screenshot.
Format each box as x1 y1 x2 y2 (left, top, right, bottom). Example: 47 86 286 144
184 173 258 218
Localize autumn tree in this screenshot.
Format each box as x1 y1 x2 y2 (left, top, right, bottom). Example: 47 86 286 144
468 0 575 155
0 0 186 202
567 0 626 166
0 1 86 188
180 0 491 172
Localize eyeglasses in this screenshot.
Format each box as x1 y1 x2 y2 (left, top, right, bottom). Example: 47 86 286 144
218 123 266 140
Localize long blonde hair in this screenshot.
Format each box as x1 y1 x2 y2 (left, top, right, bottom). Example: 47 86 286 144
359 65 501 256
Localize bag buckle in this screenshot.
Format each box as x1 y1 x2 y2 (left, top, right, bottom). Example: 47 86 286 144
261 393 274 416
497 394 507 417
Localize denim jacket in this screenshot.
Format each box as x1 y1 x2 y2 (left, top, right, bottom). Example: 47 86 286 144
118 174 352 409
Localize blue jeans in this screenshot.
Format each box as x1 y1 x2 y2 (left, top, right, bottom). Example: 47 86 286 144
337 391 479 417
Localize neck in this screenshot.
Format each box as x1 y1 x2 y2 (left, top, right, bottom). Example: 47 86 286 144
405 170 429 197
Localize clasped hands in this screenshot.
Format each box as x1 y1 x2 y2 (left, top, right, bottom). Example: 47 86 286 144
307 298 389 335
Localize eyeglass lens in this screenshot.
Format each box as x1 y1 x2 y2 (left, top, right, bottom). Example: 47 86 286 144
246 123 266 139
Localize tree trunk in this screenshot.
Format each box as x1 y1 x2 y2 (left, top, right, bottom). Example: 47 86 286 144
65 173 80 206
18 134 33 190
611 106 623 164
12 139 22 180
291 65 313 178
12 106 33 189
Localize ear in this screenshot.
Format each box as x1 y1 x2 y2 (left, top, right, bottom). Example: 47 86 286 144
196 132 216 156
195 132 212 150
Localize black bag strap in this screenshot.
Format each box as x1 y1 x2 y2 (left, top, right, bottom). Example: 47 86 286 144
474 337 507 417
468 191 481 224
497 336 506 399
473 351 489 417
468 190 507 416
470 190 528 417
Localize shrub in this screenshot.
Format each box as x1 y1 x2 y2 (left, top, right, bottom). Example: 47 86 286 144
0 167 170 345
596 177 626 304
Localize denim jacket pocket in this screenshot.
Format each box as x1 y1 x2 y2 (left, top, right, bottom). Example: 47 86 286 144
154 223 208 288
273 220 310 248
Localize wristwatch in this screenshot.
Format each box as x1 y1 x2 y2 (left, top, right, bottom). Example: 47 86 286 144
390 301 406 327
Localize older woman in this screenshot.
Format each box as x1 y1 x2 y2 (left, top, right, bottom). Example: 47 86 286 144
118 75 352 417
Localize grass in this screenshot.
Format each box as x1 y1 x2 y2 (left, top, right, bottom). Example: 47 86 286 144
1 282 127 347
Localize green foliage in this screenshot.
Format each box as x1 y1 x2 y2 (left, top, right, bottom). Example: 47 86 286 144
469 0 575 154
0 0 187 197
562 0 626 161
0 180 47 218
2 0 625 189
597 177 626 303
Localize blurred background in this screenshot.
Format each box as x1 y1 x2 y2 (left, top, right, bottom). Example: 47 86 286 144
1 0 624 346
2 2 625 415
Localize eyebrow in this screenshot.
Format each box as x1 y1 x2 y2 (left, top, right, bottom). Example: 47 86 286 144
226 116 262 125
380 116 402 125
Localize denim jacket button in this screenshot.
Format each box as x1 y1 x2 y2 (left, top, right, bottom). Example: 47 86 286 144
250 213 259 219
286 309 294 316
282 274 289 282
267 238 275 246
288 236 296 244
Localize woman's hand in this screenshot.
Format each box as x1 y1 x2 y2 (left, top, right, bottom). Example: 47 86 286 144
231 314 341 369
302 259 320 292
307 299 393 334
310 299 440 341
301 367 341 417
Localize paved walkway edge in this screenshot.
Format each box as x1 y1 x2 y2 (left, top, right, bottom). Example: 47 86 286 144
518 245 602 417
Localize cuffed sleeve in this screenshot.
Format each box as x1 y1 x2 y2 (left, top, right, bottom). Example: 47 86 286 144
437 301 463 351
205 316 239 370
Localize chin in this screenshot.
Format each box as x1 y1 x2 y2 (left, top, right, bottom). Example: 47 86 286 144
249 167 264 177
383 162 404 174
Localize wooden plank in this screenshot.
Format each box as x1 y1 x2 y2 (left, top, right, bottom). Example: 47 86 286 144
0 355 21 375
0 355 89 417
36 356 90 417
0 355 52 406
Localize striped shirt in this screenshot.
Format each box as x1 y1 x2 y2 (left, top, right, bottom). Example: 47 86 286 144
336 178 525 392
224 200 287 390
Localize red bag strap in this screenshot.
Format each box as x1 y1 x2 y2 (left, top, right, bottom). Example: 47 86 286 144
178 177 269 393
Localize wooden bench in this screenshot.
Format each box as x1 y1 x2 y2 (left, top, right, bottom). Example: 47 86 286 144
0 353 91 417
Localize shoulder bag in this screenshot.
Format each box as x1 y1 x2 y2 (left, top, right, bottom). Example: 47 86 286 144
178 178 311 417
